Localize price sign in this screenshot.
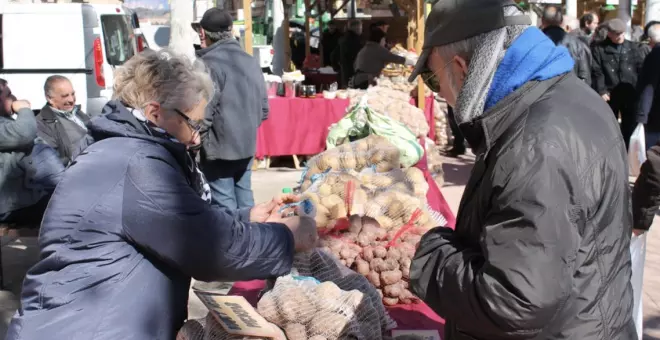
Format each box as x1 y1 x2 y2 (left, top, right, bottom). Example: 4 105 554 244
392 329 442 340
194 292 278 338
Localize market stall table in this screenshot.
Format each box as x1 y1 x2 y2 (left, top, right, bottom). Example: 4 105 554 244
256 95 436 168
302 71 339 92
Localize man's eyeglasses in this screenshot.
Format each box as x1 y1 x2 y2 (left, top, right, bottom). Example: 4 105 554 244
419 59 454 94
174 108 202 134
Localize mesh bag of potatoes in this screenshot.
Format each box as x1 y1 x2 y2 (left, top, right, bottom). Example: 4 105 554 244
257 250 396 340
302 166 434 233
300 135 400 192
318 208 434 307
177 314 287 340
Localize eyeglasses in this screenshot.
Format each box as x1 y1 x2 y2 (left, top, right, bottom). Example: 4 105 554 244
173 108 202 134
419 59 454 94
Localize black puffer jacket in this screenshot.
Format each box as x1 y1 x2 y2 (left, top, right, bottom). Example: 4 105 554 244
592 39 646 95
411 74 636 339
543 26 592 85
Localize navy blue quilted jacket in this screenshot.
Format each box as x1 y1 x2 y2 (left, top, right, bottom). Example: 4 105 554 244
6 101 294 340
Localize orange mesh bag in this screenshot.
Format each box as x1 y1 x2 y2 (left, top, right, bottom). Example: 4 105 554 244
256 250 396 340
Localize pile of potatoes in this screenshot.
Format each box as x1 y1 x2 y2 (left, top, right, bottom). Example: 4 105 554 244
319 215 428 306
302 167 432 231
300 135 400 191
257 250 396 340
347 86 430 138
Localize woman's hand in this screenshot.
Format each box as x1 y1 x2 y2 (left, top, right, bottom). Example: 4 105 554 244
249 194 302 222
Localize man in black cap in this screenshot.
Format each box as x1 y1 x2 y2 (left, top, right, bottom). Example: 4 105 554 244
196 8 269 210
408 1 635 339
592 18 646 149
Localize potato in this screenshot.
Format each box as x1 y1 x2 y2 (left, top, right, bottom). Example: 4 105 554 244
284 323 307 340
376 288 384 299
331 182 347 196
315 213 329 229
318 183 333 197
404 167 425 183
257 294 283 325
314 281 342 311
402 266 410 280
383 297 399 306
344 290 365 310
340 154 358 170
367 270 381 288
373 246 388 259
386 200 405 220
375 161 394 173
279 293 313 323
381 270 403 286
330 204 348 219
375 215 394 229
384 282 405 298
354 259 370 276
321 195 343 209
362 247 375 262
340 248 358 261
308 311 348 338
370 258 387 272
308 336 328 340
360 223 387 240
387 248 402 261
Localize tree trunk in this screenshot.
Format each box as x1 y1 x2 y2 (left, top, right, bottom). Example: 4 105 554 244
169 0 197 61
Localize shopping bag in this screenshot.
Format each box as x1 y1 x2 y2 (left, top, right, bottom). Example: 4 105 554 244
630 232 647 340
629 123 647 177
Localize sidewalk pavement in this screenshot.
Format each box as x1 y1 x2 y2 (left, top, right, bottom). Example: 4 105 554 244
1 157 660 339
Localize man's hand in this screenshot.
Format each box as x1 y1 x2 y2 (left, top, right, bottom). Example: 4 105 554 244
11 100 30 113
601 93 611 102
633 229 646 236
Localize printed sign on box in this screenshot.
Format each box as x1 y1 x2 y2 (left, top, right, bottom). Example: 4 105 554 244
392 329 442 340
194 292 279 338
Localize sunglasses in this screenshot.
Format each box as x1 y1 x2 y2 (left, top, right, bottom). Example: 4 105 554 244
419 59 454 94
173 108 202 134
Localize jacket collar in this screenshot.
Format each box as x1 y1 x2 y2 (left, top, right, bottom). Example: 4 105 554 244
40 105 89 123
460 74 569 155
196 38 240 57
603 39 631 54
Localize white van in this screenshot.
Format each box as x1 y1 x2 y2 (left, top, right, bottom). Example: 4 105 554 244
0 3 138 116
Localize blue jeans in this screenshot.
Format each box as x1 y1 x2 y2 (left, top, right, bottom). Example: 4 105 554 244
201 157 255 210
646 131 660 151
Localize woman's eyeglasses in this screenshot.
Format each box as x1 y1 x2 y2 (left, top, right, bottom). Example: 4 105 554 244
174 108 202 134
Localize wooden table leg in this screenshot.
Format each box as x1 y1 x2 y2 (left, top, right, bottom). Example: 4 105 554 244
292 155 301 169
265 157 271 169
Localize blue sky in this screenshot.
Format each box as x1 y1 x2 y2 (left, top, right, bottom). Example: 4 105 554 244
124 0 170 11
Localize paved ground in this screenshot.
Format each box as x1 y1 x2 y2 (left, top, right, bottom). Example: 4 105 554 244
2 156 660 339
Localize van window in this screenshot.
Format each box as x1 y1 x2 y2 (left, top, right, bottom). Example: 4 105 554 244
101 15 135 66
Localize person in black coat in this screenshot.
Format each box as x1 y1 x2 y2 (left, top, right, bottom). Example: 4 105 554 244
592 18 646 148
36 75 91 166
322 20 342 67
541 6 592 85
332 20 363 89
636 24 660 150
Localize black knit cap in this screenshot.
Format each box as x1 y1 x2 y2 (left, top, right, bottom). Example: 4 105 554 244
408 0 531 82
200 8 234 33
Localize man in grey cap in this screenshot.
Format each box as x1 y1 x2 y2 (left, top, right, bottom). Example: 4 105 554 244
408 1 636 339
196 8 269 210
592 18 646 148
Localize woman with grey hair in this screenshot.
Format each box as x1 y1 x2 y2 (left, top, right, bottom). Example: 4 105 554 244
5 49 317 340
408 0 635 339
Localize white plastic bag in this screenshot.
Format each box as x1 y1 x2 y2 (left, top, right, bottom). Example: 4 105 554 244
629 123 647 177
630 232 647 340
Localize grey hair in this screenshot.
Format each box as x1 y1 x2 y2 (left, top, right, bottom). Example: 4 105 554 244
649 23 660 43
204 29 235 44
434 5 525 64
44 75 71 97
112 49 214 114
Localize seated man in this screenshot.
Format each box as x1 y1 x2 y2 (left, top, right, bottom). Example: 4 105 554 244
0 79 64 226
37 75 90 165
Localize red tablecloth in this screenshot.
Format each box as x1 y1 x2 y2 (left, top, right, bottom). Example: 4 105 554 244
228 280 445 334
256 97 350 159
